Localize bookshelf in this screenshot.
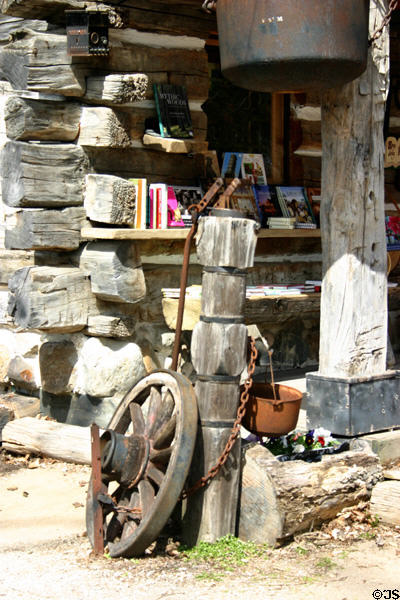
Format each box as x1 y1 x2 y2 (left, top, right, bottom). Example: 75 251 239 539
81 227 322 241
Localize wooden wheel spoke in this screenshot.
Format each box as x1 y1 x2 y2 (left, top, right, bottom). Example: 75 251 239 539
146 464 164 488
153 413 176 450
129 402 145 436
138 480 155 517
149 445 172 464
145 386 163 438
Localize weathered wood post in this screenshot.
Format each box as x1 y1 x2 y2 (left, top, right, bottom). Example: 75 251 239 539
182 214 257 544
307 0 400 435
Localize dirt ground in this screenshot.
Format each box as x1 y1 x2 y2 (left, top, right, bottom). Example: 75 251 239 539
1 449 400 600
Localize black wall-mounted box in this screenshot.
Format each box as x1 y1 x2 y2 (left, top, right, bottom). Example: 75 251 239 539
66 10 109 56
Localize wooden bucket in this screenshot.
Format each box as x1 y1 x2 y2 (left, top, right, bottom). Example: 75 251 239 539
243 381 303 437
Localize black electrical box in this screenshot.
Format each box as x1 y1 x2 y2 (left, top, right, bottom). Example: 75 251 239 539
66 10 109 56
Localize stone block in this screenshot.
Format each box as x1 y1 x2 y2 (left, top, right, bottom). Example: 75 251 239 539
360 430 400 465
39 340 78 395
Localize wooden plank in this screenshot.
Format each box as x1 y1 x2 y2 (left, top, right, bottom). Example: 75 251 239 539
3 96 81 141
81 227 322 241
142 133 208 154
2 141 89 208
1 416 93 464
85 315 136 338
5 207 87 250
319 0 389 377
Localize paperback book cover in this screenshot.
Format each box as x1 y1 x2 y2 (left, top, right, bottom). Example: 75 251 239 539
221 152 243 179
385 215 400 249
230 182 260 222
172 185 203 227
305 187 321 227
241 153 267 185
153 83 193 139
167 186 185 227
149 183 168 229
252 184 281 227
276 186 316 225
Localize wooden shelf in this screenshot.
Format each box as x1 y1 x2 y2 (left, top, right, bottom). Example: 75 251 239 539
81 227 321 241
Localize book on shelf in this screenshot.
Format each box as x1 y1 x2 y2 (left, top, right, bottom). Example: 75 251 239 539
167 186 185 227
221 152 243 179
241 153 267 185
149 183 168 229
295 222 317 229
267 216 296 229
229 181 260 222
252 184 281 227
275 186 316 226
129 178 147 229
305 187 321 227
172 185 203 227
385 215 400 249
153 83 193 139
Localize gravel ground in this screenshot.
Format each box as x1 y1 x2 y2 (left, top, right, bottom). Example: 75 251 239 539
1 450 400 600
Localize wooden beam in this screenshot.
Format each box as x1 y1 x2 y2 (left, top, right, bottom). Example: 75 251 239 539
84 174 136 226
319 0 389 377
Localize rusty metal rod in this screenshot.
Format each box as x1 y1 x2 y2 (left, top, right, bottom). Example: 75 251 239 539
90 423 104 556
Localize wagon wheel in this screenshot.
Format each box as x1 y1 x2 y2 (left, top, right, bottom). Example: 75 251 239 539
86 369 198 558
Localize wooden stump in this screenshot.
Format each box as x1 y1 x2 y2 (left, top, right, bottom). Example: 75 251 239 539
182 215 257 545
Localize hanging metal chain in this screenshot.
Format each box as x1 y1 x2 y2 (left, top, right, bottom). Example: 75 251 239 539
370 0 398 44
180 336 258 500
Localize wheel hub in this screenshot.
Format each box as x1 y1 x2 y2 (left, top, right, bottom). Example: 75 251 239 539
101 429 149 487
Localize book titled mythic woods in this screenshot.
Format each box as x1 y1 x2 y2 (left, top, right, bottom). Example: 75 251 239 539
153 83 193 139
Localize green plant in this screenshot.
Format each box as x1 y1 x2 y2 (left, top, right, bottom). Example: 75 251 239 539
180 534 266 567
195 572 223 582
316 556 337 570
295 545 309 556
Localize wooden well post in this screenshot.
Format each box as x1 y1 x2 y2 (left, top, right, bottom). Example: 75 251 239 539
182 214 257 544
306 0 400 435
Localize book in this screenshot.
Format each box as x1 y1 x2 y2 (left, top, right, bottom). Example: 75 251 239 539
385 215 400 248
167 186 185 227
241 153 267 185
267 217 296 229
129 178 147 229
276 186 316 225
153 83 193 139
252 184 281 227
229 181 260 222
305 187 321 227
148 183 168 229
172 185 203 227
221 152 243 179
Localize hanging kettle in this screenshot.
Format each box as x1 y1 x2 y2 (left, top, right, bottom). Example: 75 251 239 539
216 0 370 93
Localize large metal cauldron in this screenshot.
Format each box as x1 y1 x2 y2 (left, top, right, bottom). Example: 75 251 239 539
216 0 369 93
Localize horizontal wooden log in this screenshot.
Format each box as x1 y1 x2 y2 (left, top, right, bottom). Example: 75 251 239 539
80 240 146 304
2 141 89 208
0 393 40 433
78 106 130 148
84 174 136 226
5 207 87 250
0 14 48 42
196 217 258 269
125 104 207 142
8 266 93 331
85 146 208 185
0 1 216 39
3 95 81 141
0 248 34 285
191 321 248 376
1 416 93 464
0 32 90 96
84 73 148 105
238 442 383 546
85 314 136 338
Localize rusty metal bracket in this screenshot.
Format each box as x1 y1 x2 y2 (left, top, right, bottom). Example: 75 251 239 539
90 423 104 556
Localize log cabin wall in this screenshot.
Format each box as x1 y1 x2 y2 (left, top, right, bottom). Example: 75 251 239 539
0 2 331 427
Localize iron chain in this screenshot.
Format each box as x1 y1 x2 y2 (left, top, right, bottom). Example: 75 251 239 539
180 337 258 500
370 0 399 44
